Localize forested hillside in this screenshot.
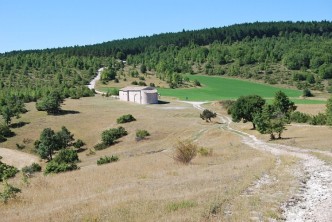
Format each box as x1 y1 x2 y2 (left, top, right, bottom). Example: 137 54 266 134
1 21 332 105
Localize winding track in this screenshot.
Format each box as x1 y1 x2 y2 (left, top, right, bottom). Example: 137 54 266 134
187 101 332 222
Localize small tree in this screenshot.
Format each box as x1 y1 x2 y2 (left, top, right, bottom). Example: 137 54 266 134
56 126 74 149
140 64 147 73
254 104 286 140
231 95 265 129
200 109 217 122
36 91 64 115
35 128 59 161
273 91 296 120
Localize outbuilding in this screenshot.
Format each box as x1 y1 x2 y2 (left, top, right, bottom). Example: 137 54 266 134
119 86 158 104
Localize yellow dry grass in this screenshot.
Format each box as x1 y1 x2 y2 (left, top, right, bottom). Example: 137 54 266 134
0 96 299 221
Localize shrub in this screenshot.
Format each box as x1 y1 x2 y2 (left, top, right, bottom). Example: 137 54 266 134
290 111 311 123
173 140 197 164
100 127 128 146
198 147 213 156
149 83 155 87
309 113 327 125
44 149 79 174
45 161 78 174
94 143 108 150
193 79 201 86
22 163 42 175
136 129 150 140
97 155 119 165
131 81 138 85
0 161 19 181
73 139 85 149
200 109 217 122
0 181 21 204
138 81 147 86
53 149 79 164
117 114 136 124
303 88 313 97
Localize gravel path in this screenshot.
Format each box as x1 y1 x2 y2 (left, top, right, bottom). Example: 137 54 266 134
87 67 104 94
187 101 332 222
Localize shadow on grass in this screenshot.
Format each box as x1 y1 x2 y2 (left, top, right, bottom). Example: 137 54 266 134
52 110 80 116
10 121 30 129
158 100 170 104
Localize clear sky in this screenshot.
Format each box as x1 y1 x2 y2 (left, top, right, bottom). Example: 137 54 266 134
0 0 331 53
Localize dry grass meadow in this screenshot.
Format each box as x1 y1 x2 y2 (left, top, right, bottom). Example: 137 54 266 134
1 95 330 221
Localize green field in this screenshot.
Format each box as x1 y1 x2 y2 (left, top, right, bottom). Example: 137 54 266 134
157 75 326 104
98 75 326 104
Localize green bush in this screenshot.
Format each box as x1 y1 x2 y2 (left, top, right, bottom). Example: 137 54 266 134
45 161 78 174
44 149 79 174
290 111 311 123
0 161 19 181
0 181 21 204
303 88 313 97
94 143 108 150
97 155 119 165
53 149 79 164
101 126 128 146
136 129 150 140
22 163 42 175
73 139 85 149
117 114 136 124
309 113 327 125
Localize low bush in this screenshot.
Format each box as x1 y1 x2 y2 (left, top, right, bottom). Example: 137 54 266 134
198 147 213 156
309 113 327 125
73 139 85 149
303 88 313 97
101 126 128 146
44 149 79 174
97 155 119 165
173 140 197 164
138 81 147 86
22 163 42 175
94 143 108 150
136 129 150 140
53 149 79 164
0 181 21 204
45 161 78 174
290 111 311 123
0 161 19 181
117 114 136 124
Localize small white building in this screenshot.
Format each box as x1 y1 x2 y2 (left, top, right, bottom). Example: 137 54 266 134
119 86 158 104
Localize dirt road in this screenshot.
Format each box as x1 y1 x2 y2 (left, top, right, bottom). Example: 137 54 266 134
0 147 39 169
87 67 104 94
188 101 332 222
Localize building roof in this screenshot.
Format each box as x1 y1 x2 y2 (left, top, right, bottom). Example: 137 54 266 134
120 86 156 92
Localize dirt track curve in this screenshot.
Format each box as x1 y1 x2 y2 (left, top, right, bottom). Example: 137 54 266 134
188 101 332 222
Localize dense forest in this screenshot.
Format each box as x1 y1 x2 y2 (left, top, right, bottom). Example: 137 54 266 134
1 21 332 105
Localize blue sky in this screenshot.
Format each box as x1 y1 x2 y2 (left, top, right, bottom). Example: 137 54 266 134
0 0 331 53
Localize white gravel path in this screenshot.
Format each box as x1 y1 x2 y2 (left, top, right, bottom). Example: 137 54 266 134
185 101 332 222
87 67 104 94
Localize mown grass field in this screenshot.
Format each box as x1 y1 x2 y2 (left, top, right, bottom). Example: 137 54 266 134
158 75 326 104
